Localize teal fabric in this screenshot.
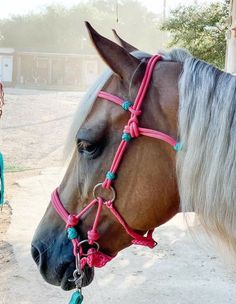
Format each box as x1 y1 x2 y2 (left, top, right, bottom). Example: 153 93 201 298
0 152 4 205
173 142 182 152
69 291 84 304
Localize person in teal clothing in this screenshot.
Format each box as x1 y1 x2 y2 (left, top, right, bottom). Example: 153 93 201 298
0 81 4 117
0 152 4 206
0 82 4 206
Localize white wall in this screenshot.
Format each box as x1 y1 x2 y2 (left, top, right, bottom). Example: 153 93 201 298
0 55 13 82
225 0 236 73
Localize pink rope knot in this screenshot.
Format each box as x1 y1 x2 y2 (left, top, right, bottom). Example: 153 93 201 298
88 229 100 244
128 116 140 138
128 107 142 116
81 249 114 269
66 214 79 228
105 200 113 208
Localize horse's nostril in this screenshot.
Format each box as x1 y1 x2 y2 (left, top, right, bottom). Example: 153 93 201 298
31 244 41 267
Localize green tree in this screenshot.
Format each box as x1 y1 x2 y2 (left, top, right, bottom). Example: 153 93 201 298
161 2 229 69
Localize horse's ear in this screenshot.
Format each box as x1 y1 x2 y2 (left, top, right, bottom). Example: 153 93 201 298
85 22 140 80
112 29 138 53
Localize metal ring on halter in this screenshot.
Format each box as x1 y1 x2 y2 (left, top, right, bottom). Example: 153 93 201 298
78 239 100 255
93 182 116 202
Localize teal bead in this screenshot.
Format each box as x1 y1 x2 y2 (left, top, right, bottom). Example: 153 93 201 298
67 227 78 240
121 100 132 111
69 290 84 304
106 171 116 181
122 133 132 142
173 142 182 152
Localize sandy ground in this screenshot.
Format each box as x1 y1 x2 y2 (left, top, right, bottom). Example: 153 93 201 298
1 88 236 303
1 88 82 168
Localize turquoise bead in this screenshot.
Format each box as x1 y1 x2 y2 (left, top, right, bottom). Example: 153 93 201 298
122 133 132 142
67 227 78 240
68 290 84 304
173 142 182 152
121 100 132 111
106 171 116 181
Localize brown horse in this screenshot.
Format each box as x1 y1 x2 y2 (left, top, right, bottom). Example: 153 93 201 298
32 23 236 294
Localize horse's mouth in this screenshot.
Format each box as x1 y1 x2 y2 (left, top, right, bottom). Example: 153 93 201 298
61 264 95 290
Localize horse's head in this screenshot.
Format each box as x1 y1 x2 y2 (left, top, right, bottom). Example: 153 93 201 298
32 23 181 290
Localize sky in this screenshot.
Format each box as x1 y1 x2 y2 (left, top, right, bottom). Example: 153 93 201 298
0 0 224 19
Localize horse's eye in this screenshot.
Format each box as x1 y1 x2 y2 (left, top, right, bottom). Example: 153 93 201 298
77 140 100 159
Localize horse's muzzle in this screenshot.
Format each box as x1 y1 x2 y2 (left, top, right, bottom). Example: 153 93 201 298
31 236 94 290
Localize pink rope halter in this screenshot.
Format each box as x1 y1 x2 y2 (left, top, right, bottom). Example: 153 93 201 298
51 55 179 282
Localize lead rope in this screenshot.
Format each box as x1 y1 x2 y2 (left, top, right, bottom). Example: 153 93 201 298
69 290 83 304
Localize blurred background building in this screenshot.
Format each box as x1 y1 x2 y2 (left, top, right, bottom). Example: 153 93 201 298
0 48 102 89
0 0 233 88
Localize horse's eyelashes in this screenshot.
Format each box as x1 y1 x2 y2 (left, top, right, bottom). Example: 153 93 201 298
77 140 101 159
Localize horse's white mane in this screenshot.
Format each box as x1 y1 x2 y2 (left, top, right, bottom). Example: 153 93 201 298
173 51 236 260
65 47 236 260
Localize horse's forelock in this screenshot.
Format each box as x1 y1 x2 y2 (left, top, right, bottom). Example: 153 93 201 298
161 48 192 63
63 69 113 161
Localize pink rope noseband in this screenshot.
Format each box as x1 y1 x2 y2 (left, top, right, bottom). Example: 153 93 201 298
51 55 179 281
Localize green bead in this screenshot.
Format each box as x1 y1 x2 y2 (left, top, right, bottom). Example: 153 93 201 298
121 100 132 111
67 227 78 240
106 171 116 181
69 290 84 304
122 133 132 142
173 142 182 152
